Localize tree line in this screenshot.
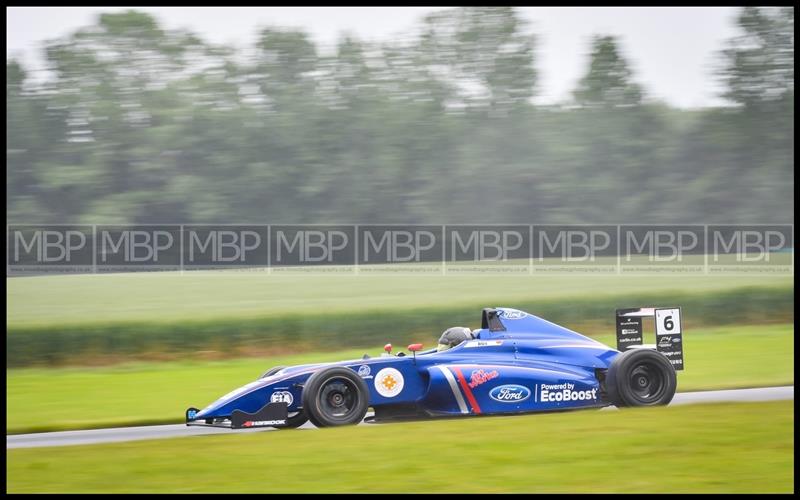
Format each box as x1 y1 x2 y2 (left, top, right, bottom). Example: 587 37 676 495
6 7 794 225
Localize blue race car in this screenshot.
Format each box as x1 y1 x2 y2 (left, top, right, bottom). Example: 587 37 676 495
185 307 680 429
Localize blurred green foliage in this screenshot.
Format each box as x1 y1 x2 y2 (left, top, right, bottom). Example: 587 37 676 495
6 7 794 225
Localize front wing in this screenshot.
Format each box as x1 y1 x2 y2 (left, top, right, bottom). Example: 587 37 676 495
186 402 289 429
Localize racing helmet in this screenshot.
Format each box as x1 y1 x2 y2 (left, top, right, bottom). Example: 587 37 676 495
437 326 474 352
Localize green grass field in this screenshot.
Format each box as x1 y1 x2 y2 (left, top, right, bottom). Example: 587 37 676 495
6 400 793 493
7 272 791 328
6 324 793 434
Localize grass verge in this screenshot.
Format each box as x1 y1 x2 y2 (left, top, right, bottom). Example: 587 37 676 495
6 400 794 493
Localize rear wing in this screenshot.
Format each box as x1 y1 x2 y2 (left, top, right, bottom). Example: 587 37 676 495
615 307 684 370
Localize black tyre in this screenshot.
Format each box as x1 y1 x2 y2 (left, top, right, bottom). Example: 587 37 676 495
302 367 370 428
281 409 309 429
258 366 308 429
606 348 677 407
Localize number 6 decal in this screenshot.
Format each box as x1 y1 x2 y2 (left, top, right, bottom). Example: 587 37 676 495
655 308 684 370
655 308 681 335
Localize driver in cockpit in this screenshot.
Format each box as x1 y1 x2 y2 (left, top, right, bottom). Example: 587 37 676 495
436 326 475 352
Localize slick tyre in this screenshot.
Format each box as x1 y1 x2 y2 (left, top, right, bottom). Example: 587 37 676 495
259 366 308 428
607 348 677 407
280 410 309 429
302 367 370 428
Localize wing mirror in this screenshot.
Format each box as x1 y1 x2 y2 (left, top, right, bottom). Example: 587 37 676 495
408 343 423 363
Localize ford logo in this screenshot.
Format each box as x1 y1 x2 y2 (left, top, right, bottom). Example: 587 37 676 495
489 384 531 403
499 309 527 320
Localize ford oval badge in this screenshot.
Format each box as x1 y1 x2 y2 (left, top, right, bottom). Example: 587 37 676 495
489 384 531 403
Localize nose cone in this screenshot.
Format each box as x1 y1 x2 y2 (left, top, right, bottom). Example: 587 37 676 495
194 378 272 419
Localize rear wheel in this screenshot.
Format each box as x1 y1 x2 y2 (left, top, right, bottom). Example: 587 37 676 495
302 367 370 428
259 365 308 429
607 348 676 407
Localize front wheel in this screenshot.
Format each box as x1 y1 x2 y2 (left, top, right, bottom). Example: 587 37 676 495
606 348 677 407
281 410 309 429
302 367 370 428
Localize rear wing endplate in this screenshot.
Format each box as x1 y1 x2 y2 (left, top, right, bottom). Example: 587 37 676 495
615 307 684 370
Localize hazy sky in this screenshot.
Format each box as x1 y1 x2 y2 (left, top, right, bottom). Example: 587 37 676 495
6 6 741 108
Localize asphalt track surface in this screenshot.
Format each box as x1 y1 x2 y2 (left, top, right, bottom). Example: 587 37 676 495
7 385 793 449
